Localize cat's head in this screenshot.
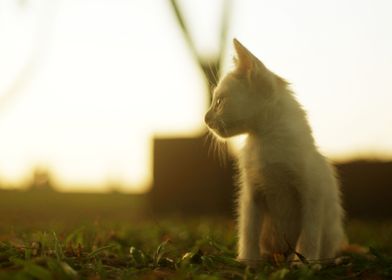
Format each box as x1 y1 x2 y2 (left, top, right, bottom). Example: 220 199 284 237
205 39 280 139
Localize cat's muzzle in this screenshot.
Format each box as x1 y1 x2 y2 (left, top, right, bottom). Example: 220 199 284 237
204 112 213 127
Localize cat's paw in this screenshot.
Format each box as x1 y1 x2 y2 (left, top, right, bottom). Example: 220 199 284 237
290 261 304 269
290 260 322 271
237 256 262 268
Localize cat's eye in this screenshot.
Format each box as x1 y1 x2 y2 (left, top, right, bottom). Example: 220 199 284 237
214 97 225 112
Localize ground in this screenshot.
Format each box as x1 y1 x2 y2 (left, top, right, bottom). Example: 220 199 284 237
0 190 391 279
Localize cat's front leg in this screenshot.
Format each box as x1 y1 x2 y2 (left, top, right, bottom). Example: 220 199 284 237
237 187 264 266
295 196 323 262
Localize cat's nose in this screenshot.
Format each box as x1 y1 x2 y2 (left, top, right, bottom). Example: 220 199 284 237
204 112 212 126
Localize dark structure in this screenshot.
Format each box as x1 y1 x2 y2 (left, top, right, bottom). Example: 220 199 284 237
150 135 235 216
337 160 392 219
150 138 392 219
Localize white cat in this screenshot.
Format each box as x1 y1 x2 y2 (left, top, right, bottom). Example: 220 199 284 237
204 39 345 265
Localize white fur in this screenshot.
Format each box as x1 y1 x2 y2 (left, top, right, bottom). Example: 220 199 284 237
205 39 345 264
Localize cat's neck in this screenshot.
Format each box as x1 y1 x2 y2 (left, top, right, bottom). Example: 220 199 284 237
247 87 315 149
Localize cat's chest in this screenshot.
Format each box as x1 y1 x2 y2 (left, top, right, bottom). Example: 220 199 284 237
240 139 300 191
241 149 264 187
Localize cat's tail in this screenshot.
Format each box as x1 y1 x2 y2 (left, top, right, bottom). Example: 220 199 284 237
340 236 368 255
333 237 369 265
341 243 369 255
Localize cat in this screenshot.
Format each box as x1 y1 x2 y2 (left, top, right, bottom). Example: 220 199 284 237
204 39 346 265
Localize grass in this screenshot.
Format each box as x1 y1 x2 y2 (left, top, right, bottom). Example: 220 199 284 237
0 191 391 279
1 219 392 279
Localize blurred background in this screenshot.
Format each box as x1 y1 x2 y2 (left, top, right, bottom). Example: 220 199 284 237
0 0 392 225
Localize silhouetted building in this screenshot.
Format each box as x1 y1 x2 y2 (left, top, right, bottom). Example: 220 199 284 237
150 135 235 216
151 135 392 219
337 160 392 219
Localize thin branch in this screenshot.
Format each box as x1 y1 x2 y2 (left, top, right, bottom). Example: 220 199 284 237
169 0 203 66
169 0 232 84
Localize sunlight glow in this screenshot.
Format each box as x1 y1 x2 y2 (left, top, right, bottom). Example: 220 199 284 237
0 0 207 192
0 0 392 192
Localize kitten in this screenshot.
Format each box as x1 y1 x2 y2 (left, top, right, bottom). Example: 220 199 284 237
205 39 345 265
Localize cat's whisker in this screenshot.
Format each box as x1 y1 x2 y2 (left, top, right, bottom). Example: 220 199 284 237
212 136 218 159
215 120 228 166
213 136 220 161
205 131 215 158
219 141 228 167
207 130 221 163
205 128 228 167
203 130 211 146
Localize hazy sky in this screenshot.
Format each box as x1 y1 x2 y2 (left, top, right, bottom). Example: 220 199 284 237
0 0 391 192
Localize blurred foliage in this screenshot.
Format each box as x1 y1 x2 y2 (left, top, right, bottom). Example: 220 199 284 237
0 216 391 279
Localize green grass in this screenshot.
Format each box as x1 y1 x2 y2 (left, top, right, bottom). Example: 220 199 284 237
0 191 391 279
1 219 392 280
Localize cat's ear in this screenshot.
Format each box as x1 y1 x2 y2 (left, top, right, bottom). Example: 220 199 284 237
233 39 279 93
233 39 255 75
